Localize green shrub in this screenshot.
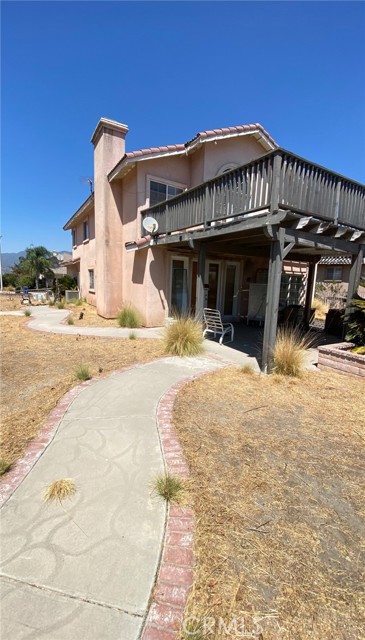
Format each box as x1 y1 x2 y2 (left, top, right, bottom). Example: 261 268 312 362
67 317 74 325
75 364 91 381
164 315 203 357
129 331 136 340
117 304 142 328
272 327 316 377
24 309 32 317
57 300 65 310
48 299 55 307
345 279 365 347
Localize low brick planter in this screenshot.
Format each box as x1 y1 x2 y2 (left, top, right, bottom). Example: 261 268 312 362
318 342 365 378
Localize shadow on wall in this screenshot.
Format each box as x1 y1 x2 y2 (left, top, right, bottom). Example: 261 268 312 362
132 250 148 285
149 252 166 311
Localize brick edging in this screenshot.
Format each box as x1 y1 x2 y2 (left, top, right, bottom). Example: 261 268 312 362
141 371 214 640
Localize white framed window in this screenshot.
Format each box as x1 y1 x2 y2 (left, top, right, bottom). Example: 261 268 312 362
148 176 185 207
325 266 342 281
88 269 95 290
83 220 89 241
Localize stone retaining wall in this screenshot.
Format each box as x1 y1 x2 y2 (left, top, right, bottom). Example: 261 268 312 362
318 342 365 378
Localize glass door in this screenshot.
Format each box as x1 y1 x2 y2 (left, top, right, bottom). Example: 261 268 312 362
171 258 189 315
223 262 240 318
207 263 220 309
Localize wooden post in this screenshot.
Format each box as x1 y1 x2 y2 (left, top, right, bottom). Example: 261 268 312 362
346 247 364 306
304 260 318 326
270 152 282 214
195 243 206 321
262 228 284 372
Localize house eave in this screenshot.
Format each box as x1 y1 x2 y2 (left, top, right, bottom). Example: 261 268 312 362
63 194 94 230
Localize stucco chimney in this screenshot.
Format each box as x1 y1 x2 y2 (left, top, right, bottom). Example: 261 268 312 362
91 117 128 170
92 118 128 318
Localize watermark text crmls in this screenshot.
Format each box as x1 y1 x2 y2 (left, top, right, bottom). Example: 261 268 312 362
183 615 263 638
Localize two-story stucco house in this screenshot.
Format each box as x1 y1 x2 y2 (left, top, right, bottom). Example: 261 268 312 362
64 118 365 369
64 119 304 321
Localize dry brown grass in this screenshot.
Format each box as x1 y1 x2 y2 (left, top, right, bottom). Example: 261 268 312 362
0 295 120 327
0 315 164 467
62 301 119 327
43 478 77 503
312 297 329 321
173 368 365 639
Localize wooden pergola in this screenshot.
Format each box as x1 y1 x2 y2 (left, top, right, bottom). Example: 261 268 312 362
141 148 365 371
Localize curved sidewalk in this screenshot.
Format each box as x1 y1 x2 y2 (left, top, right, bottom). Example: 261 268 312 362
0 305 164 338
0 356 224 639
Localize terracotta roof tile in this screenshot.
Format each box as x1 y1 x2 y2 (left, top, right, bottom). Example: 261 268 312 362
124 124 278 161
125 144 185 159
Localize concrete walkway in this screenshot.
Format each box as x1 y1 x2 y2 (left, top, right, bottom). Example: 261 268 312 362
0 356 224 639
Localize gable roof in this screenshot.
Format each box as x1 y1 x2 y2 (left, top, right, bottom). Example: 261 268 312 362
109 123 278 182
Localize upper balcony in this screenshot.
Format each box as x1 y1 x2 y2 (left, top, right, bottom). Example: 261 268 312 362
141 149 365 239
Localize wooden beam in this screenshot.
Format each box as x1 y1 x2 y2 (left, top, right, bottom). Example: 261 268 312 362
294 216 313 229
284 228 361 254
304 260 318 325
155 211 289 246
262 228 284 372
346 246 364 306
195 243 206 321
283 242 295 258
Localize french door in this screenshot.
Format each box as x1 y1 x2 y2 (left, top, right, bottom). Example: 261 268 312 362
205 261 240 319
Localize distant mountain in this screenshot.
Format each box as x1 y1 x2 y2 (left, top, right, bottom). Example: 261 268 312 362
1 250 71 273
1 252 26 273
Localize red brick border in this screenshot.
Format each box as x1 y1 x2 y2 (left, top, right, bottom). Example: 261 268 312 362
141 373 212 639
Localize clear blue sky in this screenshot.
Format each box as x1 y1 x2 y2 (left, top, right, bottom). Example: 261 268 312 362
1 1 364 253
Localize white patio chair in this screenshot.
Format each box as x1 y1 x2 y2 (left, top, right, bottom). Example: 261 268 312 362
203 308 234 345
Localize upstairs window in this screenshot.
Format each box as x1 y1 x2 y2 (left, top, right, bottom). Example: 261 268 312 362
325 266 343 281
83 220 89 241
72 229 76 247
149 180 184 207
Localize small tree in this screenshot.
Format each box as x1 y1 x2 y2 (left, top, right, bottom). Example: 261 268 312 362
345 278 365 347
23 246 55 289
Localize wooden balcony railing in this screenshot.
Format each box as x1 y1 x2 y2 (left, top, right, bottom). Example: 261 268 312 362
141 149 365 236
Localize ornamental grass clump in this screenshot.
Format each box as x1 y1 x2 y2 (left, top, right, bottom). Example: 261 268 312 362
75 364 92 381
164 315 203 357
0 458 12 476
43 479 77 503
117 304 142 328
153 473 186 504
272 327 316 377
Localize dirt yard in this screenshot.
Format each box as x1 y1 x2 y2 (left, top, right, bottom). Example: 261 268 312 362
0 314 164 468
173 368 365 639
